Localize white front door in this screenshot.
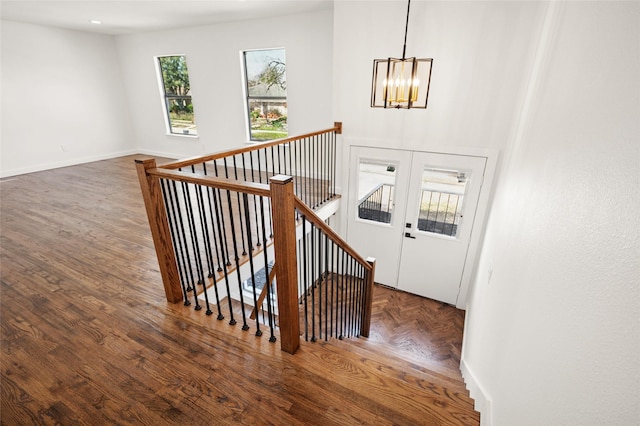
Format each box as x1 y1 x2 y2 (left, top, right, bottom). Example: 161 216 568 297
347 147 486 305
397 152 486 304
346 146 411 287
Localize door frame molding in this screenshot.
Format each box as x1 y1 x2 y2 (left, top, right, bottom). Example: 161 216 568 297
345 142 499 309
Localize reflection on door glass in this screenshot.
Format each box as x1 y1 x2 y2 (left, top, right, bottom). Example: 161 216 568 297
417 168 468 237
357 160 397 224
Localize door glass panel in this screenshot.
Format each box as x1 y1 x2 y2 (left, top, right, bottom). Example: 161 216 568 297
416 168 468 237
357 160 397 224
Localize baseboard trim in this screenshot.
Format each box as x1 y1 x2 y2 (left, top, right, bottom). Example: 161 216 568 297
134 149 181 161
460 358 493 426
0 150 139 178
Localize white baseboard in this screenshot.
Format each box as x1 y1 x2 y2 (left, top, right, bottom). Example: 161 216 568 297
0 149 139 178
460 358 493 426
134 149 181 161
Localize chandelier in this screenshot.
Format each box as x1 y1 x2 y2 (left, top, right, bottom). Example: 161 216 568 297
370 0 433 109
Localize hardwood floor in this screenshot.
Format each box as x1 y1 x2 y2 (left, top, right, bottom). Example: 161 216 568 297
0 156 479 425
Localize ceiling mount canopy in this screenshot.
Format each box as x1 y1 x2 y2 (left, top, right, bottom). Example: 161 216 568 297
370 0 433 109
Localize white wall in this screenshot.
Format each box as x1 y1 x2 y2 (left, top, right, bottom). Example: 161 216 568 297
1 21 134 177
461 2 640 425
332 1 547 303
333 1 545 152
116 7 334 159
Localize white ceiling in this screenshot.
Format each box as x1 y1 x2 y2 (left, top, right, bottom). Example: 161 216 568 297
0 0 333 35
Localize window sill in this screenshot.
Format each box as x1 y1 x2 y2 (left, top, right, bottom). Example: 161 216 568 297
166 132 199 139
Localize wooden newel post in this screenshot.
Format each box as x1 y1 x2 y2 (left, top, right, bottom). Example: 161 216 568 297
269 175 301 354
135 158 183 304
360 257 376 338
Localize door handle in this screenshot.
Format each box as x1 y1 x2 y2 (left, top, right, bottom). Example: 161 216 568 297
404 232 416 239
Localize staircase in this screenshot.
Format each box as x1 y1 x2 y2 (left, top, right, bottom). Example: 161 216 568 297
136 123 377 354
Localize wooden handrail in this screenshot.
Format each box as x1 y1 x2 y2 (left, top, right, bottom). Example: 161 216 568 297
293 196 372 270
159 123 342 170
146 167 271 197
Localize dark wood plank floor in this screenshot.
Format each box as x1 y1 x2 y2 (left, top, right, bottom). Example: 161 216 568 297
0 155 479 425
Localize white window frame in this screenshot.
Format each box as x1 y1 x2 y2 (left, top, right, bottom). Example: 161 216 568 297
155 54 198 138
241 48 287 142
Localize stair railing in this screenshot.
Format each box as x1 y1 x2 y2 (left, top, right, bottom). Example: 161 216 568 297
135 123 375 354
157 122 341 210
294 198 376 340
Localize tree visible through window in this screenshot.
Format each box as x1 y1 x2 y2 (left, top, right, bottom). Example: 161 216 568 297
243 48 287 141
157 55 197 136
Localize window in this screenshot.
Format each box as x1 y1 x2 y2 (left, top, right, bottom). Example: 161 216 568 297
157 55 197 136
415 168 467 237
243 48 287 141
357 160 397 225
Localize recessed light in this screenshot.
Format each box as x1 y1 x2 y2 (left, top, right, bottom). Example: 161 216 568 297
90 20 102 25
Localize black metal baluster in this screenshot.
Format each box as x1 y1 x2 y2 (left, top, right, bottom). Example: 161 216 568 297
318 134 323 205
345 254 352 338
193 182 214 316
270 146 276 177
267 148 275 239
349 257 356 337
226 187 249 331
318 134 322 207
241 153 256 252
310 223 316 342
297 236 303 303
313 135 318 209
332 130 337 197
301 216 308 340
322 132 327 204
180 181 207 311
340 249 347 340
353 261 360 336
232 156 248 256
325 132 330 200
277 144 282 175
193 170 214 277
305 136 311 207
336 246 342 340
329 240 335 338
259 196 276 342
211 184 233 323
324 232 329 341
358 263 365 335
214 162 232 267
317 226 323 341
203 186 224 317
294 140 300 199
160 179 190 306
202 163 223 272
253 151 262 247
171 180 198 307
242 193 262 336
288 142 293 185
